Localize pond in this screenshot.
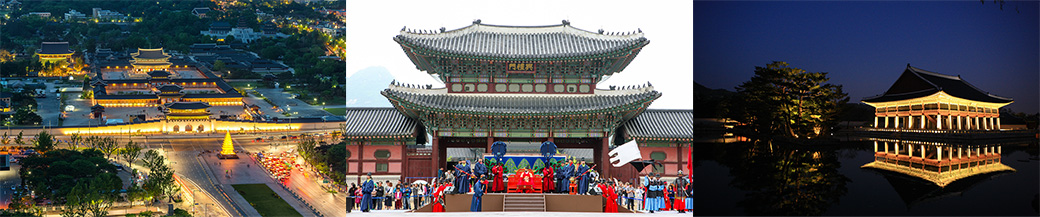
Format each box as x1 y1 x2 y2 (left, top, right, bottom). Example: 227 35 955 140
693 137 1039 216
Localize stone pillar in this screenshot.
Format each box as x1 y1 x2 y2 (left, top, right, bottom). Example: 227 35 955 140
908 143 913 156
975 116 981 130
884 141 889 153
997 117 1001 130
920 115 925 129
937 146 942 160
895 116 900 128
957 115 962 130
998 145 1002 154
874 116 879 128
895 142 900 155
921 145 925 158
874 141 878 152
947 115 952 129
908 115 914 129
958 147 963 158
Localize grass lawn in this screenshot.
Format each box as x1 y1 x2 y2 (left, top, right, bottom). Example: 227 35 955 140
231 184 303 217
323 107 346 116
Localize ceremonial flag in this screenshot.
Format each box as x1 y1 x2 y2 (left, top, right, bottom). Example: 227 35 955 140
609 140 641 167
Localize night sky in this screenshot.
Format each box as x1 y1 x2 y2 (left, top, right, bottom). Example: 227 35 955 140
694 1 1039 113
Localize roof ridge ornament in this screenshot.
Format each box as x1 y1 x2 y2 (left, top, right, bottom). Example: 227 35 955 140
562 20 570 25
473 19 482 24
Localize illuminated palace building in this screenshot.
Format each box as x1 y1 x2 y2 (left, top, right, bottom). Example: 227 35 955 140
92 47 243 108
344 21 693 182
863 64 1013 131
37 42 74 65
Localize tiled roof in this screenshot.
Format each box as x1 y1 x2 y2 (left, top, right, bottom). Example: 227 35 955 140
166 102 210 110
343 107 418 137
623 109 693 139
863 64 1013 103
157 84 182 92
394 21 648 59
381 83 660 115
147 70 171 77
133 48 169 59
38 42 73 55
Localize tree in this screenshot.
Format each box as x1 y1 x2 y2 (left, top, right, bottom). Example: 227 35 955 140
212 60 226 72
32 131 54 153
14 131 23 146
141 150 178 203
119 140 142 174
97 137 119 160
68 133 82 150
730 61 848 139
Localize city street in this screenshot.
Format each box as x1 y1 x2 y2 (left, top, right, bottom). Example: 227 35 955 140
0 162 20 210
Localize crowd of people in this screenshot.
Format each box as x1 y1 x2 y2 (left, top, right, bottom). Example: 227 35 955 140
344 158 694 213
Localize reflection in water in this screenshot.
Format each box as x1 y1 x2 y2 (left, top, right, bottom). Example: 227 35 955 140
720 140 850 215
696 136 1039 216
861 138 1017 208
861 138 1016 187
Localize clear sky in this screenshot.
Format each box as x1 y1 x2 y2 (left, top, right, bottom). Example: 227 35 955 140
695 1 1039 113
346 0 693 109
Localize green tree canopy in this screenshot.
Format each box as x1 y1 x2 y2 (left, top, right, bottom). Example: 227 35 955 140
729 61 848 138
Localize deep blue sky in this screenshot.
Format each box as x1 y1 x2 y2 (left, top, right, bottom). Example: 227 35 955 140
695 1 1039 113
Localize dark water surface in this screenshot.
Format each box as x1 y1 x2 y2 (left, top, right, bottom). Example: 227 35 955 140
693 138 1039 216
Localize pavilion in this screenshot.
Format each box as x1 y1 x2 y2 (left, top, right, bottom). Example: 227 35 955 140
37 42 74 64
862 64 1013 131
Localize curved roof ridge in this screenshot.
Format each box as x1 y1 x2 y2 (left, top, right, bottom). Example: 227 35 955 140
954 75 1014 101
864 88 937 100
907 64 961 80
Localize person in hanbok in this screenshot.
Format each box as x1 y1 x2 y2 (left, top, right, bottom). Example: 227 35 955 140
360 174 375 212
556 161 573 193
542 161 555 193
432 181 452 212
470 176 486 211
491 161 505 193
597 181 618 212
575 160 591 194
518 166 535 193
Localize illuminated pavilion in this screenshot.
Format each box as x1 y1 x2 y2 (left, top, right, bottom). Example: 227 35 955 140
37 42 74 64
862 64 1013 131
130 48 172 72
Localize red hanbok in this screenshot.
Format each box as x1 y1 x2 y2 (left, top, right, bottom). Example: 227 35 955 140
518 169 534 193
597 184 618 213
491 164 504 192
664 187 672 210
542 166 555 192
432 183 451 212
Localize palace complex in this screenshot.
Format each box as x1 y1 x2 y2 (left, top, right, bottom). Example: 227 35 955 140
344 21 693 183
91 47 243 108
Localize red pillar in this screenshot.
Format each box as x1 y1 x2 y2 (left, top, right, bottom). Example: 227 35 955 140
487 137 494 154
431 136 440 179
400 140 407 182
356 140 364 184
600 137 610 179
